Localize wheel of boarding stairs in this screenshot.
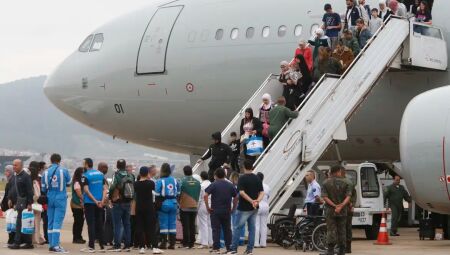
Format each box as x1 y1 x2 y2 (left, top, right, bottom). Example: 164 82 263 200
311 223 327 252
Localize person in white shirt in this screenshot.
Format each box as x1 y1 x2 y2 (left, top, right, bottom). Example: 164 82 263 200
358 0 371 25
254 172 270 248
304 170 322 216
369 8 384 34
196 171 213 249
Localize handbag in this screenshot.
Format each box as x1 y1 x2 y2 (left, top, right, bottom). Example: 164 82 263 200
21 210 35 235
245 135 264 156
38 166 59 205
5 209 17 233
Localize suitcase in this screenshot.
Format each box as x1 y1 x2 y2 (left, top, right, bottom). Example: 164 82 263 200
419 211 435 240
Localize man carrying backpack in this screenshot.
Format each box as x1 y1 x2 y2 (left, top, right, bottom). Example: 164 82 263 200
108 159 135 252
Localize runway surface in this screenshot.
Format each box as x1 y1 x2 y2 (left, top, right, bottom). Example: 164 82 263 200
0 213 449 255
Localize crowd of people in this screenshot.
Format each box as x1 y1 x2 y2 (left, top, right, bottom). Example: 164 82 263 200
1 155 271 255
0 1 433 255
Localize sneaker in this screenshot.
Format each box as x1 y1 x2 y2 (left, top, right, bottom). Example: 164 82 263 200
196 245 208 249
52 246 69 254
210 249 220 254
80 247 96 253
107 247 122 252
243 250 253 255
73 239 87 244
152 248 164 254
20 243 34 249
122 246 131 252
226 251 237 255
139 248 146 254
97 247 106 253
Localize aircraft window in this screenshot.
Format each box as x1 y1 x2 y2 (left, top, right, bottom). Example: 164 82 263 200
278 25 287 37
310 24 320 36
294 24 303 36
346 170 358 186
246 27 255 39
230 28 239 40
90 33 104 52
262 26 270 38
200 30 209 41
360 167 380 198
413 24 442 39
215 29 224 40
79 34 93 52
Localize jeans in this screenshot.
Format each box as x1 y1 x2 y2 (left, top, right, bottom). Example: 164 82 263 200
231 210 257 252
71 207 84 241
210 212 232 251
84 203 104 249
180 210 197 248
112 203 131 248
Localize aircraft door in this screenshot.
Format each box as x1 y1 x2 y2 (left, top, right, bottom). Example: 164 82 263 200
409 21 447 71
136 6 183 74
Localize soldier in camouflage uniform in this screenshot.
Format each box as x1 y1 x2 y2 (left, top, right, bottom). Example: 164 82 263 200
320 165 352 255
342 168 357 253
384 175 411 236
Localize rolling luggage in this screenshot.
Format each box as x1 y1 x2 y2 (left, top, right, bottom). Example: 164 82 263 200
419 210 435 240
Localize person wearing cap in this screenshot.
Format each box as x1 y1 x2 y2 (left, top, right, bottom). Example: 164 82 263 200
294 40 313 72
179 165 201 249
344 0 362 31
198 132 233 182
322 3 342 50
134 166 162 254
308 28 331 62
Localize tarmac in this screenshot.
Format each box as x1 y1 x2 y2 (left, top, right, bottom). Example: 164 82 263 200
0 214 449 255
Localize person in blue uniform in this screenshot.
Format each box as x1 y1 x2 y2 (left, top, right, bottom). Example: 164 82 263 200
81 158 107 253
41 153 71 253
155 163 180 250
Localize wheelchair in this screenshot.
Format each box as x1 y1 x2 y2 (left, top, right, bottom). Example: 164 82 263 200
269 205 328 252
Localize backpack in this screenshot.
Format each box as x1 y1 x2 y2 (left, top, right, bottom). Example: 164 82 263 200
116 173 135 202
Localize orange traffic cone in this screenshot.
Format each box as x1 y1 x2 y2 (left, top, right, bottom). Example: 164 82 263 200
374 212 392 245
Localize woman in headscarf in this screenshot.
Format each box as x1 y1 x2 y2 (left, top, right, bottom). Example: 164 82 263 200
259 93 273 148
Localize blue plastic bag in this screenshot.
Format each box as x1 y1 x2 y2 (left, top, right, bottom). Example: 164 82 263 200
21 210 35 235
245 136 264 156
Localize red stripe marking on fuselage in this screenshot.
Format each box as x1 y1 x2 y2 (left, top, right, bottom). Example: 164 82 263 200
442 137 450 200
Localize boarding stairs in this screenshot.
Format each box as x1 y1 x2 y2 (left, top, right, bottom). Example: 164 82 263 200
193 16 447 217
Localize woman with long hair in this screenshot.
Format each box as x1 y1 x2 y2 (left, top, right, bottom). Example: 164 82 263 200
415 0 432 25
30 161 45 245
240 107 263 162
71 167 86 244
155 163 179 250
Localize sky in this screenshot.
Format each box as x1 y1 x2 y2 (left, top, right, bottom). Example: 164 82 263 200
0 0 157 84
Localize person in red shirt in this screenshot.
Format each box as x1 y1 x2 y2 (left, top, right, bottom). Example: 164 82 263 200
294 40 313 73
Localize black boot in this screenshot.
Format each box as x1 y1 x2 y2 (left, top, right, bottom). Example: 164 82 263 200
319 245 335 255
345 242 352 253
159 234 167 250
338 245 346 255
168 234 176 250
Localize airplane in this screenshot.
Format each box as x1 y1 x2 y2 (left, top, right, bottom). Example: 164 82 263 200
43 0 450 215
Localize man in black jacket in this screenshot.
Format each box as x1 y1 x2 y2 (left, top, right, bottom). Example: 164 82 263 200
8 159 34 249
198 132 232 182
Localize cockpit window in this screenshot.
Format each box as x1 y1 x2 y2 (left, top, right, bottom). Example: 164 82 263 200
90 33 104 52
79 34 93 52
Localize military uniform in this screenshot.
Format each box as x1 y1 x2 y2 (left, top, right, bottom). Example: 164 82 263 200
321 176 352 255
384 183 411 235
345 178 357 253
